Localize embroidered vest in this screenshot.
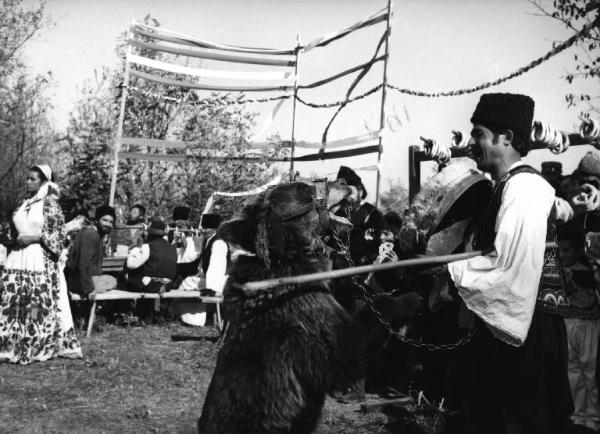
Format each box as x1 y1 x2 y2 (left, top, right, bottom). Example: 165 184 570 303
473 165 567 315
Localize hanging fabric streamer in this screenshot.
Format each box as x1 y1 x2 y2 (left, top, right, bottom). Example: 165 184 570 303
531 120 569 154
202 174 282 215
580 118 600 141
450 130 469 148
420 136 451 165
301 7 388 52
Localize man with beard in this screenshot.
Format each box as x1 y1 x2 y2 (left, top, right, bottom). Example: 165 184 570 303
65 205 117 296
336 166 386 266
444 93 573 434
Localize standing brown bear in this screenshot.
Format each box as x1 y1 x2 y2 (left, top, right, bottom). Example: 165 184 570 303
198 182 365 434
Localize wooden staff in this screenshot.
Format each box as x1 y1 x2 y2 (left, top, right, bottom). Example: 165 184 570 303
243 242 557 291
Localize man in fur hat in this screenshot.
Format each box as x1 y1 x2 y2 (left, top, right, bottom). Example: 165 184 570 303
444 93 573 433
65 205 117 296
336 166 386 266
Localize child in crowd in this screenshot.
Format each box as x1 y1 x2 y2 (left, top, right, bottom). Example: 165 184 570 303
558 224 600 433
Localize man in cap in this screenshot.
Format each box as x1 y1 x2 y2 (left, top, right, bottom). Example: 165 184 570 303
444 93 572 433
65 204 117 296
336 166 386 266
125 220 177 293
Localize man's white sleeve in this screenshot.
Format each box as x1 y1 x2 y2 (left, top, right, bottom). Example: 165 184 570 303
206 239 229 295
127 243 150 269
448 173 555 346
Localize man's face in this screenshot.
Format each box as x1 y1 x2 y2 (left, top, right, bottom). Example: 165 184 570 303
97 215 114 236
468 125 505 173
129 207 142 222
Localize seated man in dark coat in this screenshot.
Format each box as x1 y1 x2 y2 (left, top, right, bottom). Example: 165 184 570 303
125 220 177 293
65 205 117 296
336 166 386 266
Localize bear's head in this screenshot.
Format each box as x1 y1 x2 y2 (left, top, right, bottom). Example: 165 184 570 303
255 182 329 271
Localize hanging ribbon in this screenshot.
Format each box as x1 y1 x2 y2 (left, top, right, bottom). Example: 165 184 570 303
420 136 451 165
580 117 600 141
202 174 282 214
130 69 294 92
320 29 388 148
132 20 295 55
531 120 570 154
301 7 388 52
128 53 294 81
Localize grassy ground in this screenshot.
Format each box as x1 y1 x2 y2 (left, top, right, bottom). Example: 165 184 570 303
0 324 388 434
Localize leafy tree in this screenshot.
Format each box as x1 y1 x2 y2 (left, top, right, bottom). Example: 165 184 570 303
379 178 409 216
0 0 57 211
62 15 287 223
529 0 600 115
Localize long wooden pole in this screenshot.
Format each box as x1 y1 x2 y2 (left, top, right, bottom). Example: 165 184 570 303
242 241 557 291
243 250 486 291
289 35 301 180
375 0 392 208
109 23 133 206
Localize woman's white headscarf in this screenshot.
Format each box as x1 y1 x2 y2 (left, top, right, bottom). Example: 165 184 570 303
21 164 60 210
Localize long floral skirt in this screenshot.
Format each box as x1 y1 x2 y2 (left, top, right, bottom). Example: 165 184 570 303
0 248 81 365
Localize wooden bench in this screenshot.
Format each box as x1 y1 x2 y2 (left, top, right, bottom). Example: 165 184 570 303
70 289 224 337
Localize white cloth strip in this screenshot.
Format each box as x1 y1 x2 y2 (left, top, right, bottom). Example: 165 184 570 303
202 174 282 214
132 20 295 55
213 174 281 197
301 7 388 52
580 117 600 141
247 97 287 143
128 53 294 82
292 131 380 149
130 69 294 92
129 39 296 67
120 137 190 149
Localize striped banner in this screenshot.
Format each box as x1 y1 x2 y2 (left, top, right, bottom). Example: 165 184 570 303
118 152 288 163
301 7 388 52
129 39 296 67
132 21 295 55
128 53 294 82
130 69 295 92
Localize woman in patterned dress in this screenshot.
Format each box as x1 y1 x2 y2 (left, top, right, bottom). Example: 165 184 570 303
0 165 81 364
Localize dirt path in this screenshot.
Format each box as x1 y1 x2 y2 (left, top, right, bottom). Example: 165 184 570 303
0 324 389 433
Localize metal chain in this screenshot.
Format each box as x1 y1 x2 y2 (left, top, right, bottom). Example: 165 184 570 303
331 229 477 351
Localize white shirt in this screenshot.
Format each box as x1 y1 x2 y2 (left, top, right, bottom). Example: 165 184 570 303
205 239 229 295
127 244 150 269
448 162 555 347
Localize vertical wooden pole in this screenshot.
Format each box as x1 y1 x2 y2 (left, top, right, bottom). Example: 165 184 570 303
375 0 393 207
408 145 421 203
109 23 133 207
289 35 301 181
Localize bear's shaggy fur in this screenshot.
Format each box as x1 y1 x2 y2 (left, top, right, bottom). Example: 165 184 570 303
198 182 365 434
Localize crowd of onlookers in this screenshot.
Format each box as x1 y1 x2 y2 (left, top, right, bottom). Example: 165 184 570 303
0 161 598 430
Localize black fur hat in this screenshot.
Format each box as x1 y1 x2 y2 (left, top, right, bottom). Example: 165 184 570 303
172 206 191 221
470 93 535 155
201 213 221 229
95 205 115 221
337 166 367 199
